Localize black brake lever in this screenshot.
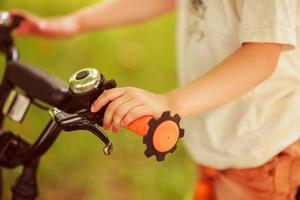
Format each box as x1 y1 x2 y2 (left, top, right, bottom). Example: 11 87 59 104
10 15 24 31
49 108 113 156
0 12 24 61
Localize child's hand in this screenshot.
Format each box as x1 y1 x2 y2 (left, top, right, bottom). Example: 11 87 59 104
91 87 171 133
10 10 79 37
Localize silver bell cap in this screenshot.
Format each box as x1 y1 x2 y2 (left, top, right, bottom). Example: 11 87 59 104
69 68 101 94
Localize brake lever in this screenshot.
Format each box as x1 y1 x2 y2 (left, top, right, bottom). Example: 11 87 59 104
10 15 24 30
0 12 24 61
49 108 113 156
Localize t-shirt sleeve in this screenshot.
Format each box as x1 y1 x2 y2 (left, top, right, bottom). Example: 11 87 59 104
238 0 297 50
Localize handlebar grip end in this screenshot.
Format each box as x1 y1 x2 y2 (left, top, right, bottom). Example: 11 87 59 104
128 111 185 161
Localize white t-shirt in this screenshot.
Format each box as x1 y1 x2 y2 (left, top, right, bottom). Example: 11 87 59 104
177 0 300 169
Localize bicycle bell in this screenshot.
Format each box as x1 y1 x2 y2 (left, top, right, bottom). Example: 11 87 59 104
0 11 11 26
69 68 103 94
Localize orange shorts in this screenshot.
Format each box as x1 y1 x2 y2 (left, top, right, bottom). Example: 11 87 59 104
194 140 300 200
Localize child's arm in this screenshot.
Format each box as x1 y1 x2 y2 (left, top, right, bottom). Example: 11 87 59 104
167 42 283 117
11 0 175 37
91 42 283 132
73 0 175 31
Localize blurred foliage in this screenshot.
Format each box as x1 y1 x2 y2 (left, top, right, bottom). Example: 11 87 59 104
0 0 196 200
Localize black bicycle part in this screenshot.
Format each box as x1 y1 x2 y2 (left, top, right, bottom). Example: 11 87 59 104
5 61 70 108
23 120 62 165
4 61 116 111
0 132 37 200
0 61 118 166
11 159 39 200
50 108 113 155
0 15 23 61
0 168 2 200
0 132 31 168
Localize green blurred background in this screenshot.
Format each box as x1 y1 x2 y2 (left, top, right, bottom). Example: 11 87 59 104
0 0 196 200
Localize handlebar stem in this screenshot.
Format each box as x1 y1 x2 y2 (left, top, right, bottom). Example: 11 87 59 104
23 120 61 164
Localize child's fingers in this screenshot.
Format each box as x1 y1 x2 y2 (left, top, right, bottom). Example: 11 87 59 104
91 88 125 113
111 99 142 132
103 95 133 129
121 106 150 127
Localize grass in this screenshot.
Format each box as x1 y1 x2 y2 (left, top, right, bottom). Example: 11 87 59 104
0 1 196 199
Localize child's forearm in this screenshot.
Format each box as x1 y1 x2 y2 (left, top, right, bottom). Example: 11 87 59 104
71 0 176 32
167 43 283 117
11 0 175 37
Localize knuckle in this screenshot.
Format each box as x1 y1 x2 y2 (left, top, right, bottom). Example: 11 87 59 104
103 111 111 120
113 117 121 128
123 117 131 126
103 113 111 124
129 110 140 119
124 115 135 126
103 118 109 127
106 101 116 111
95 98 106 107
101 91 110 99
126 87 137 94
114 109 122 118
103 96 110 103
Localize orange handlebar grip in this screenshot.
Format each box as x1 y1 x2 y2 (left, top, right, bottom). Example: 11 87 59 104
126 116 180 152
125 116 152 137
124 111 184 161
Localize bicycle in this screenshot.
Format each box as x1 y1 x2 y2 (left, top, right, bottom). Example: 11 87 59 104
0 11 184 200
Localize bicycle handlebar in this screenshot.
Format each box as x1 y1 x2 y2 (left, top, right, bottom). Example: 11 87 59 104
4 63 185 161
0 12 185 162
6 61 70 108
